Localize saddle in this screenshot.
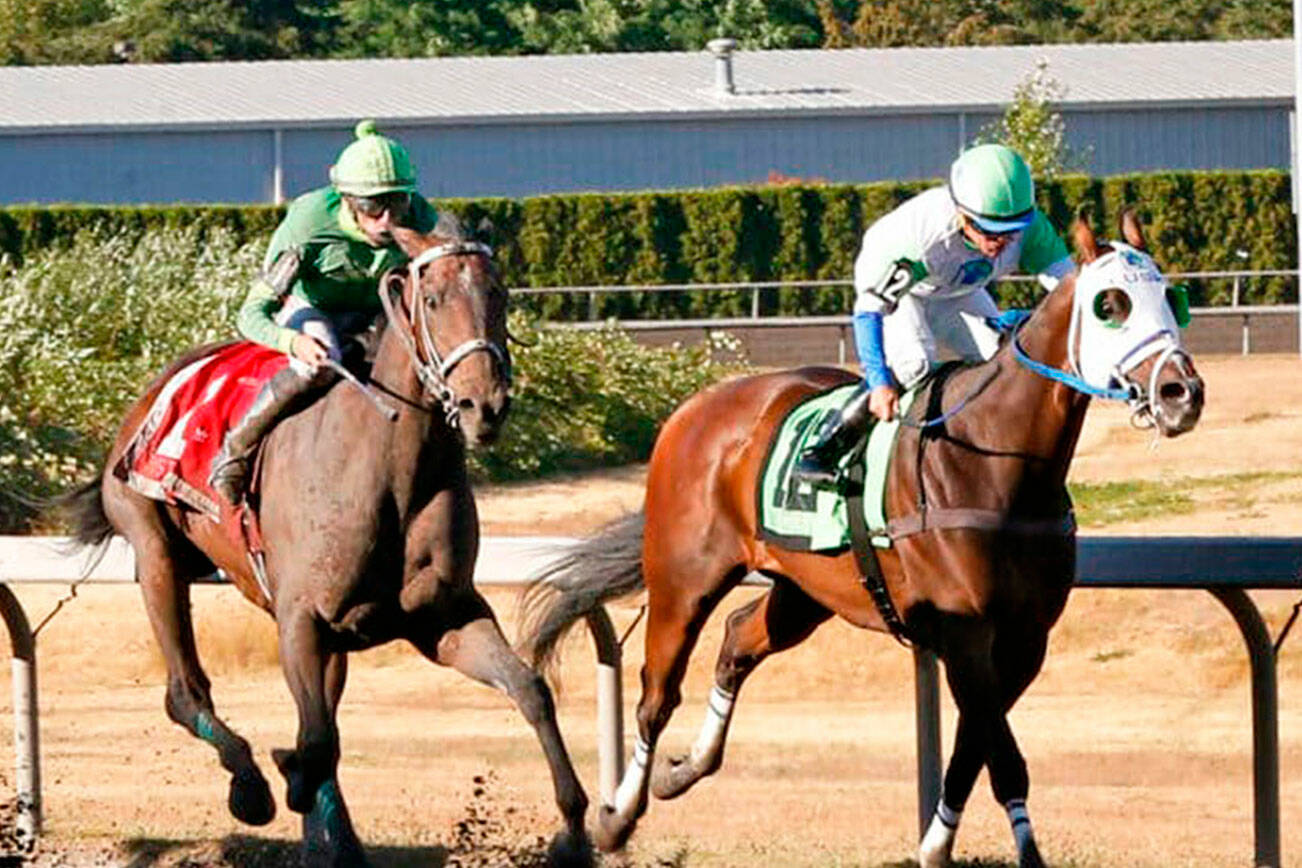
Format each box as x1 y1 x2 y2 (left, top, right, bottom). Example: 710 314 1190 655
117 341 293 520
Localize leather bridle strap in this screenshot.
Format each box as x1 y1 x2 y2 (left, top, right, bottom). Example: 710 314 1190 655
380 240 510 425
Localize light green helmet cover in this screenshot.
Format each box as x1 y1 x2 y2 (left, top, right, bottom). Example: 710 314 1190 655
329 119 417 197
948 144 1035 232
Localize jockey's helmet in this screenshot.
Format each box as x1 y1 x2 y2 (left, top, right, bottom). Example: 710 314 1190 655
948 144 1035 234
329 119 418 197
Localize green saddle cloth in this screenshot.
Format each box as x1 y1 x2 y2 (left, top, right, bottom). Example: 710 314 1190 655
757 382 916 552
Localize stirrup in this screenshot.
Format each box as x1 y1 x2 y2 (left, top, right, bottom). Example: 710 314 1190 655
791 449 841 486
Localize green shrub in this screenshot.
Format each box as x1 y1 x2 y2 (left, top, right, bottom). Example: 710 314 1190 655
0 226 258 529
0 229 748 530
471 315 746 480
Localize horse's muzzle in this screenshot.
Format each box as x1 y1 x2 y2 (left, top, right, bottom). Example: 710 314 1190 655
458 387 511 448
1152 364 1204 437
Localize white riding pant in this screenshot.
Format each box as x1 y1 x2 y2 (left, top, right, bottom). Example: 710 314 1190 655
884 288 1002 388
276 296 373 381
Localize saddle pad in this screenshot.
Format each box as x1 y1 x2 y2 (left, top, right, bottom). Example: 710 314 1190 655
119 341 290 517
757 383 915 552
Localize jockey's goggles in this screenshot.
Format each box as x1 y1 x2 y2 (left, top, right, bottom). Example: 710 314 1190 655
349 191 412 219
959 207 1033 238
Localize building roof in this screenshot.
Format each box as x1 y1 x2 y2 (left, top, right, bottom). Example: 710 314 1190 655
3 39 1292 134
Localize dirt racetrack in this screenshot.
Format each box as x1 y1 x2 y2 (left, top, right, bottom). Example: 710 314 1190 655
7 353 1302 867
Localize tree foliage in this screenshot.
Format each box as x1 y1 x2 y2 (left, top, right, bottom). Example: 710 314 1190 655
975 60 1089 181
0 0 1287 64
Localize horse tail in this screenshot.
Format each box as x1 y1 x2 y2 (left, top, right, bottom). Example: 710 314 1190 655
519 511 646 680
55 477 115 551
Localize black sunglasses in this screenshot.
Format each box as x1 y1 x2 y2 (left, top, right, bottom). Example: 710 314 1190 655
350 191 412 218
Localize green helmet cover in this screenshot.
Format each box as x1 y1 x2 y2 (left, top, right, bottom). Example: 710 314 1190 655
329 119 417 197
948 144 1035 233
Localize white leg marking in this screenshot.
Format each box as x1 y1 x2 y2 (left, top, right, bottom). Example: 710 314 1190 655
918 802 961 868
688 685 735 764
1006 798 1035 857
612 736 652 815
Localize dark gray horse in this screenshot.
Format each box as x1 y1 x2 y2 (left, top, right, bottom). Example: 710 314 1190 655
61 220 590 866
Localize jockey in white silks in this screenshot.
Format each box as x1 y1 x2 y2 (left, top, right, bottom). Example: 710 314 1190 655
793 143 1078 485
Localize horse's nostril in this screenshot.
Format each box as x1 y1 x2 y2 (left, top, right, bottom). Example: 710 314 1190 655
1159 381 1188 403
458 397 476 412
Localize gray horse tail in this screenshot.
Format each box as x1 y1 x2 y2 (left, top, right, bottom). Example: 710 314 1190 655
519 511 646 680
55 477 114 555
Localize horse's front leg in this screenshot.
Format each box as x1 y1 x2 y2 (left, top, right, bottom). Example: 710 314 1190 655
409 587 591 867
274 605 368 868
922 619 1047 868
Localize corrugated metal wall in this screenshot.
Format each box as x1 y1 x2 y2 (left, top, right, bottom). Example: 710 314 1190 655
0 103 1289 205
0 129 276 204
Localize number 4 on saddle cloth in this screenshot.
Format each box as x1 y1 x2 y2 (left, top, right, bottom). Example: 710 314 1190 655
758 382 918 553
114 341 293 524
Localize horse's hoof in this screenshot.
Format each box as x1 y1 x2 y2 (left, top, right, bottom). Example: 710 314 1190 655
592 805 635 853
651 753 698 801
546 827 594 867
229 766 275 826
272 747 315 814
1018 837 1046 868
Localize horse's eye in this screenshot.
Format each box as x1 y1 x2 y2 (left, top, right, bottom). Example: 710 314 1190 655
1092 288 1131 328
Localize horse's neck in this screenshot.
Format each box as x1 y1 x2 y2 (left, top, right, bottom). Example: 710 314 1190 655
1001 276 1091 477
316 326 458 516
941 279 1089 487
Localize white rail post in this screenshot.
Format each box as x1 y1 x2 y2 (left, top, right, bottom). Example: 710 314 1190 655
0 585 38 848
585 609 624 805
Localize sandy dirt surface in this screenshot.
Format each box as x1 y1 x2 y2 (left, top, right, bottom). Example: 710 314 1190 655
5 354 1302 867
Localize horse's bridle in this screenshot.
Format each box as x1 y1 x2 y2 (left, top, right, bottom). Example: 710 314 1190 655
379 240 511 427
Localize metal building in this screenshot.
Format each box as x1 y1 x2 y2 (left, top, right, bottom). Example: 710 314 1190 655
0 39 1291 205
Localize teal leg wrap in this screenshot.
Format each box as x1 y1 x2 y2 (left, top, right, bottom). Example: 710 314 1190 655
314 778 343 829
195 710 218 745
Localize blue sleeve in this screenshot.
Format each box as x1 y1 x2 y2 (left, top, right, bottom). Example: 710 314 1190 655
852 311 893 390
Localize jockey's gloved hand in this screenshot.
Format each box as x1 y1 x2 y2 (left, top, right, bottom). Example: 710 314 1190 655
988 309 1032 334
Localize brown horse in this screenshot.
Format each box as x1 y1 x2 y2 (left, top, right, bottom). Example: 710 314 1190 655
61 218 591 866
521 210 1204 867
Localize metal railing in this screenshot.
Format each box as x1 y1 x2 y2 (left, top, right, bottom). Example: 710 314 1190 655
515 269 1300 319
1 535 1299 865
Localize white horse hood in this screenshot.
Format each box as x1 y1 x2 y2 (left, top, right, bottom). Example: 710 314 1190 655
1068 241 1184 393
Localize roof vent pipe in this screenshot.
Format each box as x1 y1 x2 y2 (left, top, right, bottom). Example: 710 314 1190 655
707 38 737 95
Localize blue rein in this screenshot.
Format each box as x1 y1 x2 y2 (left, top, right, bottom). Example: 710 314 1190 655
1010 326 1135 402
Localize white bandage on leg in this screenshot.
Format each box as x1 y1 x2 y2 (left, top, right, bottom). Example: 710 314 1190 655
1005 798 1034 854
918 800 961 868
613 736 651 815
689 685 735 763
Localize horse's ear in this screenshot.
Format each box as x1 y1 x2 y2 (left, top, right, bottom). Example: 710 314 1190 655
1119 207 1148 251
380 266 406 298
390 225 424 258
1071 206 1101 264
476 216 496 246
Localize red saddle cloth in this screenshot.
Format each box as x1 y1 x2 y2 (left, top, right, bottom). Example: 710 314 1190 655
119 341 291 518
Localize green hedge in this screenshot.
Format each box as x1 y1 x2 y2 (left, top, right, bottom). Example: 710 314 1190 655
2 169 1294 315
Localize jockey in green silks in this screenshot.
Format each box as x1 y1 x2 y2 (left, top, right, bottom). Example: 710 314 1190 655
208 119 439 505
792 143 1077 486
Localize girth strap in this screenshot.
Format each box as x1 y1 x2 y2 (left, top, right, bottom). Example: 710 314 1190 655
844 450 918 647
888 508 1077 540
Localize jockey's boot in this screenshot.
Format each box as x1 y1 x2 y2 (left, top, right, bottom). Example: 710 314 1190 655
208 367 315 505
791 382 874 487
